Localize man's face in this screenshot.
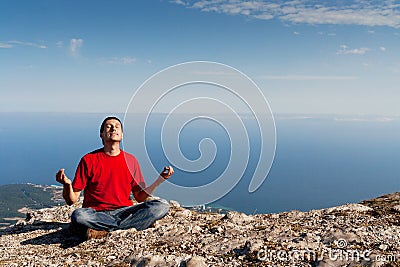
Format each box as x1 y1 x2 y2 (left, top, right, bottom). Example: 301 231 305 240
100 119 123 143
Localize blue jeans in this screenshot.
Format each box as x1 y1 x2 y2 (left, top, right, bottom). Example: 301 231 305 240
70 199 170 232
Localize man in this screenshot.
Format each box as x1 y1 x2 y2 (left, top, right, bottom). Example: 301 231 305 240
56 116 173 240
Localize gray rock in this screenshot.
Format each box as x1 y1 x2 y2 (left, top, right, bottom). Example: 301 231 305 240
135 255 167 267
391 205 400 213
185 256 207 267
233 240 251 256
169 200 181 208
324 203 373 213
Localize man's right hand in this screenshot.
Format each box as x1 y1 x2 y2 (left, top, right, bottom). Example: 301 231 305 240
56 169 72 185
56 169 80 206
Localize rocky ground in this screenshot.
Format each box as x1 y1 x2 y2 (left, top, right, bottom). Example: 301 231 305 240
1 193 400 267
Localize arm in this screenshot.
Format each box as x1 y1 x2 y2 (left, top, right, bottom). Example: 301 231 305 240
56 169 81 205
133 166 174 203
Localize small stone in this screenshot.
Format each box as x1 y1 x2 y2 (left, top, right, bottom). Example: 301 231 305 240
135 255 166 267
233 241 251 256
391 205 400 213
379 244 388 251
325 203 373 213
222 211 252 224
191 225 202 233
169 200 180 208
15 220 26 228
186 256 207 267
271 214 279 219
25 212 36 224
210 226 223 234
175 209 192 218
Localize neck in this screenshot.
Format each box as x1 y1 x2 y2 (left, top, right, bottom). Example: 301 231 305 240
103 142 121 156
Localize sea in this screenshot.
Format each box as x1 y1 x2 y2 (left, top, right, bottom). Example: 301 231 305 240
0 112 399 214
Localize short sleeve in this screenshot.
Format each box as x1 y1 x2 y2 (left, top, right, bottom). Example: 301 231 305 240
72 157 89 191
129 156 146 192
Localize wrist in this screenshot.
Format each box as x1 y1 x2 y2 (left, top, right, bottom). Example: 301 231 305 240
156 176 166 184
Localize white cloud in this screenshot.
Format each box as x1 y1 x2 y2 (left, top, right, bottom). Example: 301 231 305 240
334 116 396 122
174 0 400 28
261 75 358 81
70 38 83 56
380 46 386 52
9 40 47 48
0 42 13 48
253 14 274 20
172 0 188 6
0 40 47 49
99 56 136 65
121 56 136 64
56 41 63 48
336 45 370 55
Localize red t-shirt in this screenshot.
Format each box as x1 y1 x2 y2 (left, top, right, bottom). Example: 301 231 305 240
72 148 146 211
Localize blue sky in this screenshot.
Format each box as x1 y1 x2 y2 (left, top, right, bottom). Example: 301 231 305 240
1 0 400 115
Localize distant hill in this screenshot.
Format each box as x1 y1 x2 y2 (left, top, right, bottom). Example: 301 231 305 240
0 184 63 226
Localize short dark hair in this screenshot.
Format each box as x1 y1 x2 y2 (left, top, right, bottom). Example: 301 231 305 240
100 116 123 133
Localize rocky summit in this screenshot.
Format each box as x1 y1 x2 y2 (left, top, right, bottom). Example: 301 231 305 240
1 193 400 267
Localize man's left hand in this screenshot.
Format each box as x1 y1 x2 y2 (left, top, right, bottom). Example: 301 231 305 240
160 166 174 179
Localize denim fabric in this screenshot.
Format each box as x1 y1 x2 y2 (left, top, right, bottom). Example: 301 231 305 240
70 199 170 232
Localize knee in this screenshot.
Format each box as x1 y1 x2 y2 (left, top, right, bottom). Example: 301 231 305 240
153 199 170 218
159 198 170 210
71 208 93 225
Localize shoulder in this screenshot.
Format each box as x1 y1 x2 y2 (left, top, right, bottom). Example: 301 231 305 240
121 150 136 160
121 150 140 164
81 148 104 161
88 148 104 155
